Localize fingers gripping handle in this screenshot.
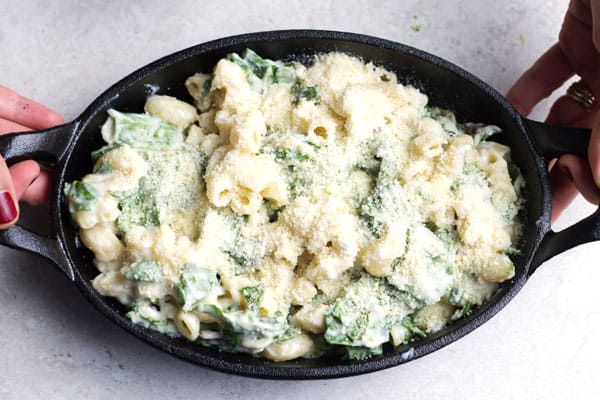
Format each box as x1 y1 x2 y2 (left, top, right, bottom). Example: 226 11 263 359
0 123 77 279
526 119 600 269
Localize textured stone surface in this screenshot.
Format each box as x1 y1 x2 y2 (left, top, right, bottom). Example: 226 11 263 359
1 0 599 399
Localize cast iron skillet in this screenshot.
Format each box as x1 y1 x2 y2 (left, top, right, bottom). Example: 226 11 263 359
1 30 599 379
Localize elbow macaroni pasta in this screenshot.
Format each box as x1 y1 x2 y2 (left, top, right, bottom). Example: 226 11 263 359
65 50 524 361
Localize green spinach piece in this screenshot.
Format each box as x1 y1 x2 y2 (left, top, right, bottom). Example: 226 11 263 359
174 264 224 312
201 77 213 98
324 275 404 348
114 177 160 232
273 148 310 163
122 260 164 283
92 110 181 159
400 315 427 341
359 182 405 238
94 160 113 174
240 284 265 310
63 181 100 213
345 345 384 361
197 304 292 351
291 82 319 105
227 49 297 91
126 304 179 336
465 123 502 146
265 201 284 223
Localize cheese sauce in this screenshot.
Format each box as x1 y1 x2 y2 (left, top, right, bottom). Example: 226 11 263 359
65 50 524 361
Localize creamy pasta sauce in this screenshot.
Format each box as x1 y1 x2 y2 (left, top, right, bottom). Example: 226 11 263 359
65 50 524 361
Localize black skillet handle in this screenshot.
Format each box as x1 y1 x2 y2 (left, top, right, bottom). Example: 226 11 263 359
525 119 600 270
0 123 77 280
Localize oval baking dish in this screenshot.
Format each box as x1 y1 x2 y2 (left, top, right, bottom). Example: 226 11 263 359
1 30 599 379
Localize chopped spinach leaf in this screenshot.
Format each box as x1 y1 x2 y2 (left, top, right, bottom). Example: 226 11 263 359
464 123 502 146
224 235 261 273
291 82 319 105
115 177 160 231
265 201 284 223
102 109 181 149
325 274 403 348
401 315 427 341
457 299 473 318
273 148 309 163
94 160 113 174
240 284 265 310
345 345 384 360
227 49 297 91
126 304 179 336
359 183 404 238
122 260 163 282
174 264 224 311
63 181 100 213
197 303 291 351
201 77 213 98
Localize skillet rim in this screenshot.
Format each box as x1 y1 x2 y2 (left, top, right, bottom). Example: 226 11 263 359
53 29 550 379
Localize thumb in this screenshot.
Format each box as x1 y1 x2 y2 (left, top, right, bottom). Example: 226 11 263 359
0 156 19 229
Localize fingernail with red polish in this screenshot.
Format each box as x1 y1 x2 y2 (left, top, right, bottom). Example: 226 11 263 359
0 191 17 224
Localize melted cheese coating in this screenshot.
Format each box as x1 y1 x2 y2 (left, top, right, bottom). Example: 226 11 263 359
65 50 524 361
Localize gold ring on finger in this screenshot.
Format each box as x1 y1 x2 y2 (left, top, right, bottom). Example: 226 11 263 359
566 79 596 111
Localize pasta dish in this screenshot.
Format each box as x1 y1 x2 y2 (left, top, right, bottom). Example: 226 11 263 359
64 50 524 361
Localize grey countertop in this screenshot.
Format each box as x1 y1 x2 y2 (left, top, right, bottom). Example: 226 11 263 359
1 1 599 399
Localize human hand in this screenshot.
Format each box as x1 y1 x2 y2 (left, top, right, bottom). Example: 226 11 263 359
507 0 600 222
0 85 63 228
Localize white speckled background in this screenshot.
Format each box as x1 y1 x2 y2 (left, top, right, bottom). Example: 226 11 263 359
1 1 599 399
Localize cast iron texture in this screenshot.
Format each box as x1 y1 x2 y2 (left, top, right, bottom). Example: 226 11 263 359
1 30 599 379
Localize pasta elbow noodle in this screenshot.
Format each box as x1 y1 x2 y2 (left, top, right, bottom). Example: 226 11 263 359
228 110 266 153
96 195 120 223
175 311 201 341
185 72 213 111
75 210 99 230
479 253 515 282
292 101 340 141
290 276 317 305
101 147 148 179
261 334 314 361
361 222 407 277
205 148 288 214
144 95 198 130
292 304 328 334
92 271 132 304
80 225 124 262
